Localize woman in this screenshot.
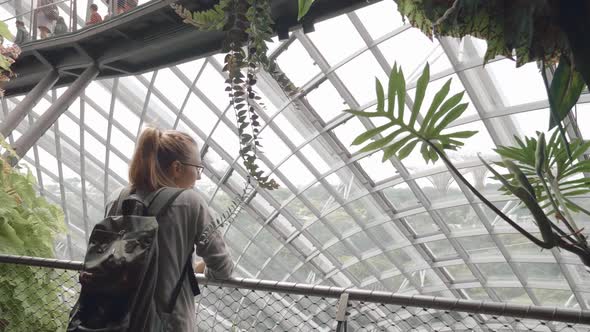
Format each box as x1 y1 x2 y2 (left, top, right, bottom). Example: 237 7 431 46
108 127 234 330
36 0 58 38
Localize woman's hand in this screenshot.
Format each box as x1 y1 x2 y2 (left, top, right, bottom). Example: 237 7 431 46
194 260 206 273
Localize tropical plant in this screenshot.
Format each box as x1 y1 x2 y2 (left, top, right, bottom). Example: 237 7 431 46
347 62 590 268
392 0 589 155
172 0 319 238
0 21 21 97
0 136 68 331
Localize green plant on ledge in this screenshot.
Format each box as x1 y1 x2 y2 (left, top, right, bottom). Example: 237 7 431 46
0 136 68 331
347 63 590 269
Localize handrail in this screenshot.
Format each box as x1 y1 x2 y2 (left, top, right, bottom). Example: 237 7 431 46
1 253 589 325
2 0 72 22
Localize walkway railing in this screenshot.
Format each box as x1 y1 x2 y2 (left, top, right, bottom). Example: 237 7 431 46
1 0 148 44
0 253 589 331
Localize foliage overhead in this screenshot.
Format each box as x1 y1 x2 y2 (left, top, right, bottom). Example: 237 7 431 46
393 0 569 66
298 0 316 21
546 56 586 130
0 136 68 331
346 62 476 163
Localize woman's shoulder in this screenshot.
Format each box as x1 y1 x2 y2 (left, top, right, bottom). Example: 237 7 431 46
174 188 207 208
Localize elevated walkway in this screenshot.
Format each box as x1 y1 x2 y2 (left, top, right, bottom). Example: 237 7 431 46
5 0 373 97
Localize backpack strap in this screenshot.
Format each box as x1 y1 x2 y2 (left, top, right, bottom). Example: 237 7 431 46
145 187 201 313
165 254 200 313
105 187 132 217
145 187 186 217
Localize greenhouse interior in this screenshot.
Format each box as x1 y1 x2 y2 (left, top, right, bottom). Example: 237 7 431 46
0 0 590 331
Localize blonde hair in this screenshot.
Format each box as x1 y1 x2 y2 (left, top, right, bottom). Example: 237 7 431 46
128 127 197 192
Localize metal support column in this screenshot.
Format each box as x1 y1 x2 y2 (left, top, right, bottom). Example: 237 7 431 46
0 69 59 138
9 65 98 164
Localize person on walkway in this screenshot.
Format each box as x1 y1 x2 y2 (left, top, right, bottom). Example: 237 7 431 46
87 4 102 25
14 20 30 45
36 0 58 39
106 127 234 330
53 16 68 35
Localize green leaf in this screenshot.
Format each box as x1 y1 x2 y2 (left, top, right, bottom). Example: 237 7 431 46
397 138 419 160
548 57 585 129
431 103 469 135
297 0 315 21
382 135 413 161
0 21 14 41
344 109 388 118
351 122 395 146
422 79 451 129
349 63 471 165
388 63 399 117
359 129 404 153
376 78 385 112
410 63 430 128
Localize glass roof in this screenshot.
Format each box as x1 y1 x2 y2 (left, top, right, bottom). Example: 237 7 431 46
2 0 590 311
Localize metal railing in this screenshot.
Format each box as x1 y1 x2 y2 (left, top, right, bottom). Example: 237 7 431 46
1 253 589 331
1 0 148 45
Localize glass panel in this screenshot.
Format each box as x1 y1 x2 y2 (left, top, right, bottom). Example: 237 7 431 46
285 198 316 223
308 14 364 66
382 182 420 211
484 60 547 107
424 239 457 259
493 288 532 305
195 63 227 111
416 173 465 204
477 263 517 282
278 155 315 189
344 232 377 254
498 233 552 258
324 207 357 237
437 205 485 233
458 235 501 257
307 81 348 123
275 40 320 87
357 152 397 183
531 289 577 308
354 0 405 39
301 183 337 215
307 221 335 244
444 265 475 282
403 212 439 235
366 222 404 249
335 50 387 106
153 68 189 109
327 242 355 266
379 29 438 76
345 261 373 283
517 263 566 283
365 253 397 274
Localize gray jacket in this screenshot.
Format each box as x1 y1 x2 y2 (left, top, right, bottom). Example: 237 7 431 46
107 188 234 331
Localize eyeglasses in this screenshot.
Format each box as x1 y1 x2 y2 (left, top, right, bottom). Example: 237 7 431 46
181 162 204 176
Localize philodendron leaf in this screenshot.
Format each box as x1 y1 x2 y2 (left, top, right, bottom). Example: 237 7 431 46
345 62 476 164
298 0 315 21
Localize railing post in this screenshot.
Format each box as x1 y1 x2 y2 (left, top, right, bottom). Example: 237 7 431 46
72 0 77 31
335 292 349 332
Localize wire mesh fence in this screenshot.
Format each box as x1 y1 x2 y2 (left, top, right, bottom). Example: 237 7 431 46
1 255 590 331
